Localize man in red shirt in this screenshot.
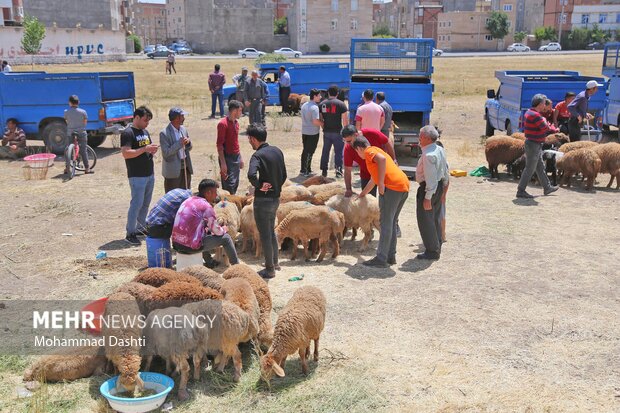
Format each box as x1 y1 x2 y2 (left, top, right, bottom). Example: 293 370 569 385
341 125 396 197
217 100 244 194
553 92 575 134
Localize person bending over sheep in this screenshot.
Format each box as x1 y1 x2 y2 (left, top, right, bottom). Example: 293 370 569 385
353 135 409 267
172 178 239 268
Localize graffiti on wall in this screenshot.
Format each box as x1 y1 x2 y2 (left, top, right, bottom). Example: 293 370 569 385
65 44 105 59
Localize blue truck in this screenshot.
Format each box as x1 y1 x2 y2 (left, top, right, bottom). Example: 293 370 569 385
349 38 435 176
223 62 350 106
0 71 136 154
602 43 620 138
485 70 607 136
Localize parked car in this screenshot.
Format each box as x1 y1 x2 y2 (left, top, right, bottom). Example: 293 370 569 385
587 42 605 50
507 43 531 52
143 45 155 54
238 48 266 58
539 42 562 51
433 48 443 56
147 46 175 58
273 47 302 58
169 43 192 54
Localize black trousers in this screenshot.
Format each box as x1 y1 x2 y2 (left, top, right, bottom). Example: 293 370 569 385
416 181 444 255
164 166 191 193
568 117 581 142
147 223 173 239
280 86 291 114
301 133 319 174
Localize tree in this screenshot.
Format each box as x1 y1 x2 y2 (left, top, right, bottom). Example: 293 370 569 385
21 15 46 70
255 53 287 65
590 24 610 43
127 34 142 53
274 17 287 35
373 24 395 38
485 12 509 50
514 31 527 43
534 26 557 42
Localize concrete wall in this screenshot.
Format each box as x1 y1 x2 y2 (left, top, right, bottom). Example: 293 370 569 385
437 9 515 51
522 0 543 33
184 0 289 53
0 26 126 64
443 0 477 12
22 0 113 30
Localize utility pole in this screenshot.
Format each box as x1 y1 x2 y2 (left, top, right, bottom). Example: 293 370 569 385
558 0 566 46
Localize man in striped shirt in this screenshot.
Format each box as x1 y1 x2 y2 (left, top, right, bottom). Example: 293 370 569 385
516 94 559 199
146 188 192 239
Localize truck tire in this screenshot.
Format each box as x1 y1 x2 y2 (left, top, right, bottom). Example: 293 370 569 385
505 120 513 136
485 117 495 137
42 121 68 155
87 134 107 148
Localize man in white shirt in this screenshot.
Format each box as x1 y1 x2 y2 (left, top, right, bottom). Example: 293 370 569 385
415 125 449 260
159 107 193 192
1 61 11 72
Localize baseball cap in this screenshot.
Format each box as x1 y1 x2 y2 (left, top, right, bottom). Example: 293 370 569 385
586 80 599 89
168 107 188 121
241 66 248 71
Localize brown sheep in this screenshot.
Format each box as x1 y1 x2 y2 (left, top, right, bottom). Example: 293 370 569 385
260 286 326 380
150 281 223 309
556 148 601 190
222 264 274 348
219 194 250 212
592 142 620 189
132 268 201 288
558 140 598 153
280 185 314 203
511 132 526 141
101 292 144 395
220 278 260 342
113 282 156 315
545 132 570 148
179 265 224 291
23 346 107 384
239 203 265 258
485 136 525 179
287 93 307 114
301 175 336 187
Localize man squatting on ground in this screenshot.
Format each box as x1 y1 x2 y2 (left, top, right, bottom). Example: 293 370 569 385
247 124 287 279
160 107 193 193
0 118 27 160
172 179 239 268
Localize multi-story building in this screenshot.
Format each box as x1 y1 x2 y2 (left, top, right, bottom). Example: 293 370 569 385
20 0 133 31
522 0 544 33
289 0 373 54
543 0 607 35
1 0 23 25
133 1 166 46
437 0 517 51
570 4 620 30
412 1 443 41
166 0 185 41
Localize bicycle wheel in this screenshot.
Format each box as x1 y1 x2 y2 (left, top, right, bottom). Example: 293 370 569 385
66 144 77 179
76 145 97 171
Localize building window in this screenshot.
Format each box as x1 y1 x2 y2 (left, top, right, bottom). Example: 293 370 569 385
485 17 491 24
617 13 620 23
331 0 338 12
178 17 181 22
448 21 451 27
351 0 358 11
485 34 493 41
331 19 338 30
581 14 589 24
503 4 512 12
558 13 566 23
350 19 358 30
598 13 607 23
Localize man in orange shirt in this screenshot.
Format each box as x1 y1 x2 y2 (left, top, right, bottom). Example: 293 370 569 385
553 92 575 134
354 136 410 268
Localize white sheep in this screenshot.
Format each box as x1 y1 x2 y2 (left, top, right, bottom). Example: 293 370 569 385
325 194 380 251
214 200 241 265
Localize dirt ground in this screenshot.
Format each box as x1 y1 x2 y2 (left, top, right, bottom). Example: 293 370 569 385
0 55 619 412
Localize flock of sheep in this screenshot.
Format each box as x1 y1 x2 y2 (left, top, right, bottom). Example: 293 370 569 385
23 264 326 402
485 132 620 190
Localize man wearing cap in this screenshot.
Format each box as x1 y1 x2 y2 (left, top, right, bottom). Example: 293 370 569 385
247 70 268 126
278 66 291 114
567 80 598 142
160 108 193 193
232 67 250 115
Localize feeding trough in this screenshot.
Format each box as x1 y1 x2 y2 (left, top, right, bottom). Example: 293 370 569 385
100 372 174 413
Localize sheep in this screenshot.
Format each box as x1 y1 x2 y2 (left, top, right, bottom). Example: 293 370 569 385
223 264 274 348
260 286 326 380
239 203 263 258
143 307 198 401
276 200 314 223
217 188 230 197
219 194 250 213
113 281 157 315
23 346 107 384
275 206 344 262
220 278 260 340
182 299 255 382
511 132 526 141
282 179 295 188
280 184 314 203
301 175 336 187
287 93 307 114
325 194 380 251
592 142 620 189
214 200 241 266
556 148 601 190
558 140 598 153
509 150 563 185
179 265 224 292
306 181 344 196
101 292 144 395
485 136 525 179
132 268 201 288
545 132 570 149
149 281 223 310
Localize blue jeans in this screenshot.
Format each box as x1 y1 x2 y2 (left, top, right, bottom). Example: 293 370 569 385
253 197 279 270
211 91 224 117
126 175 155 236
221 153 241 195
320 131 344 172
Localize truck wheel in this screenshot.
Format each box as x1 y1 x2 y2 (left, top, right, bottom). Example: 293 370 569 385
505 120 513 136
42 121 68 155
87 135 106 148
486 117 495 137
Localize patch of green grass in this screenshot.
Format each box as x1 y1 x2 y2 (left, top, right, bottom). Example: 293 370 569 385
0 355 30 374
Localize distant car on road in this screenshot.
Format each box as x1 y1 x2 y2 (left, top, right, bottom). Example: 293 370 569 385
147 46 175 58
539 42 562 51
170 45 192 54
586 42 605 50
507 43 531 52
143 45 155 55
274 47 302 58
238 48 266 58
433 48 443 56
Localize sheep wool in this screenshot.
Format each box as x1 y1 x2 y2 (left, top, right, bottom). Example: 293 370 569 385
220 278 260 341
23 346 107 383
113 281 156 315
179 265 224 292
558 140 598 153
132 267 201 288
556 147 601 190
592 142 620 189
301 175 336 187
325 194 380 251
485 136 525 179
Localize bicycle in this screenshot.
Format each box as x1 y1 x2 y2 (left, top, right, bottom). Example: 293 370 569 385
65 131 97 179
